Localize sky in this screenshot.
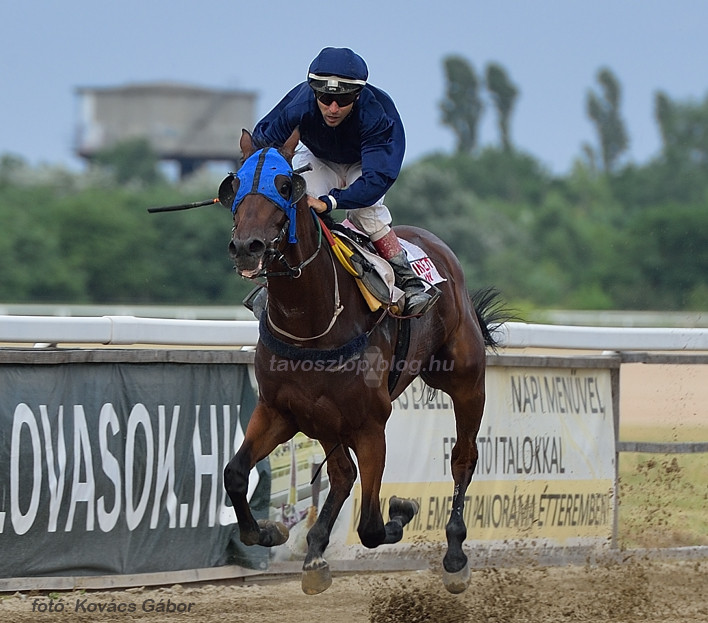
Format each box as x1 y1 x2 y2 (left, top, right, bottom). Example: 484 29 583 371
2 1 708 176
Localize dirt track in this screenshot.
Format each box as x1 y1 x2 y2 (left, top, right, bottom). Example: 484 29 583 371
2 560 707 623
2 361 706 622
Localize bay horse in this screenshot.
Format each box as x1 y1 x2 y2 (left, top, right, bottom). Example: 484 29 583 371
223 129 508 595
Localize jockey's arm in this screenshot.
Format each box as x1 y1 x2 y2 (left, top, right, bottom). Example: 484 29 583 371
307 195 329 214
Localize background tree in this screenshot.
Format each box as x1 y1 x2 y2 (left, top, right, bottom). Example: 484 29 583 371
93 138 166 186
654 90 708 168
440 55 483 154
586 67 629 173
485 62 519 152
654 90 675 156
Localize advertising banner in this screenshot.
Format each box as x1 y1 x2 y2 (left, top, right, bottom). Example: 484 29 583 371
1 355 617 580
326 365 615 552
0 361 265 578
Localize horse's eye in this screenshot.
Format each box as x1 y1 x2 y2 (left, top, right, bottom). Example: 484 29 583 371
278 180 292 200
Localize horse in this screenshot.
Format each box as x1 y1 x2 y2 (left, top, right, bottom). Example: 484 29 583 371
222 128 509 595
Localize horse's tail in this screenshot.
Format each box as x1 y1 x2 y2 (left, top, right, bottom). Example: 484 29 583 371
469 287 516 350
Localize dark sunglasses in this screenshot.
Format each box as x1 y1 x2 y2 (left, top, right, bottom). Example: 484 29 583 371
316 91 359 107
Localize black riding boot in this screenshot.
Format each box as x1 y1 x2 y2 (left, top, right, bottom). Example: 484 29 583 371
388 251 434 315
243 285 268 319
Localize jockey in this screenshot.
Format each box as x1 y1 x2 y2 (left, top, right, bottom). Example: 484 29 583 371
250 46 433 316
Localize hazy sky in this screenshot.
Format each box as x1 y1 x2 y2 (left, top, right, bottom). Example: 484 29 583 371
2 1 707 175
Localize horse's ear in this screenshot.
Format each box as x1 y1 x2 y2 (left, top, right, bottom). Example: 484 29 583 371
218 173 239 210
240 129 255 160
281 127 301 161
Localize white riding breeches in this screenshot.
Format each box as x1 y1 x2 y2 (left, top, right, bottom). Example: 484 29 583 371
293 144 392 241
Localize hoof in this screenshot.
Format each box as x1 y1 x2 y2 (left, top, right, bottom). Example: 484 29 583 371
442 562 470 594
257 519 289 547
389 496 420 522
301 559 332 595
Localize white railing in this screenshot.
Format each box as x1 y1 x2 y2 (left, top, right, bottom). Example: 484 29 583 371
1 315 708 350
0 315 259 346
497 322 708 351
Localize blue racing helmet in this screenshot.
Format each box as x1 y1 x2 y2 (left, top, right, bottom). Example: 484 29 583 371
308 47 368 94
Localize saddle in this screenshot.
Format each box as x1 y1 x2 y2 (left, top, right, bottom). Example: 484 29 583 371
323 218 445 313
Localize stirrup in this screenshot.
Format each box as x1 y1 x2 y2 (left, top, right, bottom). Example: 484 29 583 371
405 284 441 316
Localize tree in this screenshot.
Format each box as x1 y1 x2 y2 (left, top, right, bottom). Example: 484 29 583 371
485 62 519 152
93 138 165 186
654 90 674 155
440 55 483 154
654 90 708 167
585 67 629 173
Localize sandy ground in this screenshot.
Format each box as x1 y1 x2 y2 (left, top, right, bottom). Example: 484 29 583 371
2 560 706 623
1 361 706 622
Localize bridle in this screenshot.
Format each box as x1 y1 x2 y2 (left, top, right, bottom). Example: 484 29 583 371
229 148 344 341
236 209 324 280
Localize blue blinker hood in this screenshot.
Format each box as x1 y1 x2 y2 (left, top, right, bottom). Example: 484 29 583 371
232 148 301 243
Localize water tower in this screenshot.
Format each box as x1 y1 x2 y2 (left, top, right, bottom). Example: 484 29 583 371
75 82 256 178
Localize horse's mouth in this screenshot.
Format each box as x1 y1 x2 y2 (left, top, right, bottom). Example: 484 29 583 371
235 258 264 279
229 235 269 278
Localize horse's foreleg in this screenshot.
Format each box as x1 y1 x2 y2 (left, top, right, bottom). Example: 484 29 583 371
301 443 357 595
352 429 390 549
383 496 420 544
354 432 420 547
223 403 296 547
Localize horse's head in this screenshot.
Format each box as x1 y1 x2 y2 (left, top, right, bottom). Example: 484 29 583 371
222 129 306 278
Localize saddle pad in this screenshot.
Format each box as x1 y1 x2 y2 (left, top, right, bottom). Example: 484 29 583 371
337 235 405 304
399 239 447 287
339 219 447 290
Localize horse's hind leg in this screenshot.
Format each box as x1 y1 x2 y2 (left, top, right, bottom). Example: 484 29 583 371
301 443 357 595
424 343 486 594
223 403 297 547
442 378 485 594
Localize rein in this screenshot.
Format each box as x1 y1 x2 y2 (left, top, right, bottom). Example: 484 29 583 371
267 244 345 341
264 215 391 344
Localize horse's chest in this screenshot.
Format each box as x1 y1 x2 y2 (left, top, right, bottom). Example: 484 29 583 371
264 374 389 439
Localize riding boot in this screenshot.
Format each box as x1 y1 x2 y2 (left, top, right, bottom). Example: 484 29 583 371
243 285 268 319
373 230 434 316
388 251 433 315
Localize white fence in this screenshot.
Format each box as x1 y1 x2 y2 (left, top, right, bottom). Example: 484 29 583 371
2 315 708 350
0 314 706 591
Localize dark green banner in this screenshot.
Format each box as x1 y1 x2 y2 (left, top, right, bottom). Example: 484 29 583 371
0 359 268 577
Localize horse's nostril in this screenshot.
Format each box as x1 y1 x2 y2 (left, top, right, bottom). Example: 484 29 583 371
229 237 266 259
248 239 265 254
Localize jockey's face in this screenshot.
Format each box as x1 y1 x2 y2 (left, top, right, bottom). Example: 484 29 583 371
316 97 356 127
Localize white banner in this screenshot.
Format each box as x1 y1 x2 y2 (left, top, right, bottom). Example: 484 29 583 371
272 365 616 560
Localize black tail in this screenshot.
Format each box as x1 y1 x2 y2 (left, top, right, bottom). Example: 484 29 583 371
470 287 517 350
